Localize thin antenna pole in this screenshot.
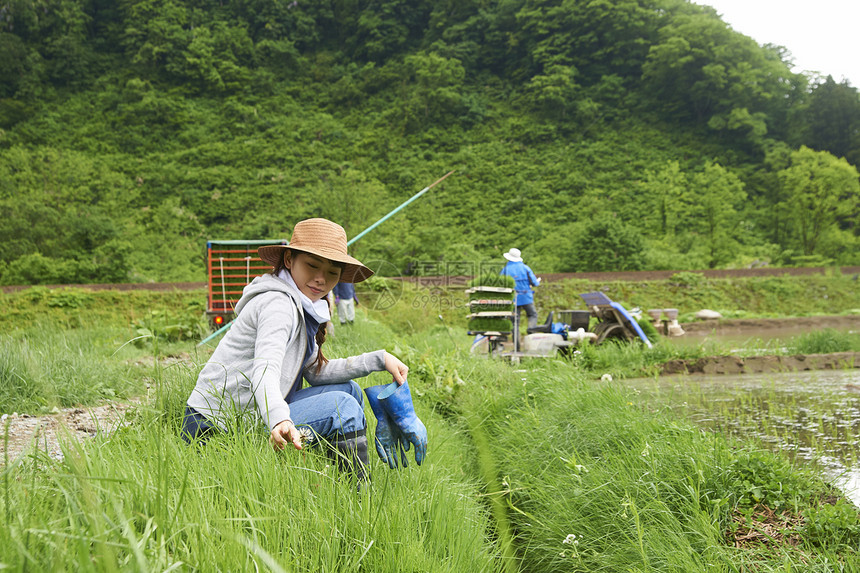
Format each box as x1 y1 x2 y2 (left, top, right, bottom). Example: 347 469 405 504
347 170 455 246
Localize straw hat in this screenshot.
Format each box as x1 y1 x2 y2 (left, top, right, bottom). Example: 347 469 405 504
258 218 373 283
503 248 523 262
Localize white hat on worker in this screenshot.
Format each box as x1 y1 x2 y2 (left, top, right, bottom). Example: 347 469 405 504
503 248 523 262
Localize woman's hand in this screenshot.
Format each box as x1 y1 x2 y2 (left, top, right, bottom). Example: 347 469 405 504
270 419 303 451
384 351 409 385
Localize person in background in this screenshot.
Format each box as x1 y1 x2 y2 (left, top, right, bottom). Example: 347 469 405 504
333 280 357 325
499 247 541 329
182 218 426 483
325 291 336 336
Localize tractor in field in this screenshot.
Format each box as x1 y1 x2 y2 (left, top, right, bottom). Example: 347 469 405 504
468 289 652 357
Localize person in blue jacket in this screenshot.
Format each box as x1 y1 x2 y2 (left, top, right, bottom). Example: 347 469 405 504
332 281 357 325
499 247 541 329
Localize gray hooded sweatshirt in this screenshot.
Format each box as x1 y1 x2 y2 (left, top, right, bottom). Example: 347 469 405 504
187 273 385 431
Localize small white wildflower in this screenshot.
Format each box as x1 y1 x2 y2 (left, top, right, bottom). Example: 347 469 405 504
563 533 577 544
559 552 566 557
641 442 651 457
600 373 613 382
297 426 316 445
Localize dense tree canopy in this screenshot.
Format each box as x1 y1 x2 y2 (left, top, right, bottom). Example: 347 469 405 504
778 147 860 257
0 0 858 283
803 77 860 165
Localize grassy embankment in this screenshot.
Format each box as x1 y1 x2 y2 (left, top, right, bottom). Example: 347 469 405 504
1 272 860 571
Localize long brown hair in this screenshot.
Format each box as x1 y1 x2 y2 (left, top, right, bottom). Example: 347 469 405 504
273 250 339 373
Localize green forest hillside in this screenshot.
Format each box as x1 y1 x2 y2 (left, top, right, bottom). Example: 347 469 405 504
1 0 858 284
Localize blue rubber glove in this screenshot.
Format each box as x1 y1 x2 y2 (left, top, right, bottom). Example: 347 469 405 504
364 384 408 469
378 380 427 466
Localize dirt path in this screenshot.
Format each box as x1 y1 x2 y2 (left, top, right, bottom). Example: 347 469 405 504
1 400 141 466
1 354 192 466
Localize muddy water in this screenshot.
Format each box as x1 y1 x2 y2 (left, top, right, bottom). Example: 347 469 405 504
626 369 860 505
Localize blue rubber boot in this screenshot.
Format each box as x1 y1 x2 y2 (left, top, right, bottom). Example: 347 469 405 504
378 381 427 466
365 384 408 469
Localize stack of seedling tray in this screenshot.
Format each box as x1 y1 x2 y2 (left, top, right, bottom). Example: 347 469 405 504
465 274 515 334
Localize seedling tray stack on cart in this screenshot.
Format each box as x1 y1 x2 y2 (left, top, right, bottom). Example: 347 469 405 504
466 274 516 354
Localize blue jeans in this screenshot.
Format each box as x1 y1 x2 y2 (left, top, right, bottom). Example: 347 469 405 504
288 380 366 438
181 381 366 443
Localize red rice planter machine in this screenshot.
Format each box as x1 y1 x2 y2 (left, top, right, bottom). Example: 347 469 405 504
206 239 287 329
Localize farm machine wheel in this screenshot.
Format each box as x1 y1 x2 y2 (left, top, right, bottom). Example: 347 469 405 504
592 321 632 345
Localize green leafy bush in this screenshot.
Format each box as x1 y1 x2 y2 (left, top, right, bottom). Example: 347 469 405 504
670 271 707 287
803 499 860 549
391 344 466 415
361 275 399 292
45 288 94 309
132 307 207 346
722 449 816 511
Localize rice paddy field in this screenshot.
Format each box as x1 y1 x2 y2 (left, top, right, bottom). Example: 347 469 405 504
2 273 860 572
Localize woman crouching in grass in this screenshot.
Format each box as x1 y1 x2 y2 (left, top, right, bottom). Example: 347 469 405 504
181 218 420 484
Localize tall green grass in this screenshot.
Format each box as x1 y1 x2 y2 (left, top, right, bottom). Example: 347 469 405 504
462 360 860 571
792 328 860 354
0 337 503 572
0 326 144 413
2 287 860 571
1 421 503 571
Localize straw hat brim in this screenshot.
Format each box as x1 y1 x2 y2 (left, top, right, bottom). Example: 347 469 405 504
258 244 374 283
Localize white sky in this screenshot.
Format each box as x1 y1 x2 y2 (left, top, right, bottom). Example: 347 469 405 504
697 0 860 87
